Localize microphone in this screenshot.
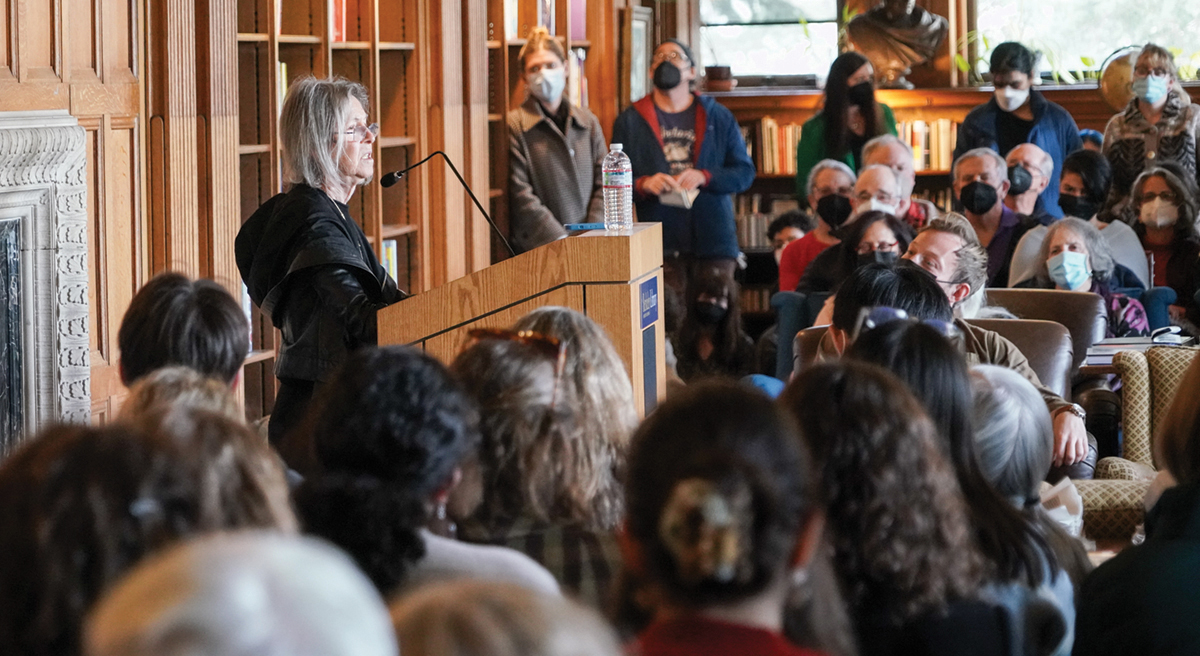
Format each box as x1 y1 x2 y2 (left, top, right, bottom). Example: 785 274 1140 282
381 150 516 257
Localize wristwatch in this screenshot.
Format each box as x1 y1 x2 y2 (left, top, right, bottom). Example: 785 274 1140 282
1057 403 1086 421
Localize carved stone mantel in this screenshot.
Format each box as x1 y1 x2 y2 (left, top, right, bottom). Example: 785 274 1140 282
0 110 90 450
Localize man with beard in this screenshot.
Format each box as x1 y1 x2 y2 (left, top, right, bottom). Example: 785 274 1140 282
612 39 756 298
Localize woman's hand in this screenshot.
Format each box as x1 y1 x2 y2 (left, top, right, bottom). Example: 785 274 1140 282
674 169 707 191
642 173 681 196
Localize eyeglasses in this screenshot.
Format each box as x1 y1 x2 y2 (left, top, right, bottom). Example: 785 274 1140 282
856 241 898 254
467 328 567 409
851 306 961 344
341 123 379 143
1134 66 1170 78
1139 190 1178 204
652 51 690 65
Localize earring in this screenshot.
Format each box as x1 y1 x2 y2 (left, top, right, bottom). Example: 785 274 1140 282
430 501 457 540
790 567 809 587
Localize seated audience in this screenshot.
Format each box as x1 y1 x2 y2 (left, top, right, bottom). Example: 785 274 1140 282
827 262 1091 472
674 265 756 381
117 365 244 423
451 330 624 607
849 164 902 219
783 362 1010 656
1078 129 1103 152
1004 143 1055 225
0 412 294 655
769 210 814 268
1014 218 1149 338
953 147 1040 287
391 580 620 656
796 210 914 294
846 322 1077 655
290 346 559 597
117 271 249 386
1103 43 1200 210
513 306 638 446
901 213 991 318
1130 164 1200 330
779 160 857 292
623 380 828 656
1073 355 1200 656
862 134 941 230
85 531 397 656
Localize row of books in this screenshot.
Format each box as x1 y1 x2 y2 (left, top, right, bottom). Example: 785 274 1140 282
896 119 959 172
740 288 772 314
502 0 586 41
734 194 801 250
381 238 401 283
754 117 804 176
914 188 955 213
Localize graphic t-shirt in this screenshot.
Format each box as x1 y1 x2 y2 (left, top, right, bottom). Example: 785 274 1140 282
656 103 698 175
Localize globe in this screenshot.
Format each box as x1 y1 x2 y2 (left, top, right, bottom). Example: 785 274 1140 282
1100 46 1140 112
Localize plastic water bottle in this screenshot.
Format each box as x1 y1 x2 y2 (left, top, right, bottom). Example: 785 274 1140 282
602 143 633 231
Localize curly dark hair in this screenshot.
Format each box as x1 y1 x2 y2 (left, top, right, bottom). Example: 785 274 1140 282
0 415 293 656
832 210 915 280
291 346 481 595
781 362 985 623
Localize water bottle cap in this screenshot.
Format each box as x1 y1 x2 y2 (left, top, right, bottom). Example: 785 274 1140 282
611 143 623 151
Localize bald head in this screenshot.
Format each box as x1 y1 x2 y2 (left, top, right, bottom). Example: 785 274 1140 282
852 165 902 216
863 135 916 199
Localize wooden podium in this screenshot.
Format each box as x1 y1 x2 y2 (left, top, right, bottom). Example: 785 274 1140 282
378 223 666 416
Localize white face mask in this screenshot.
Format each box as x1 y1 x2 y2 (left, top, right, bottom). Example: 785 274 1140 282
995 86 1030 113
528 67 566 104
1140 197 1180 228
867 197 897 216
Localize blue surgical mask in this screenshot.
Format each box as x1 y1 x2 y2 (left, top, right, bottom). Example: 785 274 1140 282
1132 75 1169 105
1047 250 1091 291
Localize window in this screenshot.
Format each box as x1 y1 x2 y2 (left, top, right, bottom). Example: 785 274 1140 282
974 0 1200 81
699 0 840 79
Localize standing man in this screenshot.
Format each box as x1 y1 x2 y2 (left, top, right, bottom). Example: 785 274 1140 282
612 38 756 297
953 148 1038 287
954 42 1081 219
862 134 942 229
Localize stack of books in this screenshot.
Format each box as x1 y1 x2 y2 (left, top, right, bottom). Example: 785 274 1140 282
1084 336 1196 366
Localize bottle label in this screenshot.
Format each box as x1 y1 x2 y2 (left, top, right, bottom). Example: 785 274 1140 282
603 170 631 188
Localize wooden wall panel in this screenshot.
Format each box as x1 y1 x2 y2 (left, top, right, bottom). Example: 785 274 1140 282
463 0 490 272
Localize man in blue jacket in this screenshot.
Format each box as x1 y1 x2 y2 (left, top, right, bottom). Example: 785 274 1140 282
612 38 756 296
953 41 1081 220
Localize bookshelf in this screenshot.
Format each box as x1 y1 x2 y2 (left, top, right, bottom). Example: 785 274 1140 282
235 0 426 420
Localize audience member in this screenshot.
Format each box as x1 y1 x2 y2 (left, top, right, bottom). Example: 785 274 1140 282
902 213 990 316
1014 218 1149 338
84 531 397 656
845 324 1075 655
507 27 607 252
117 365 243 424
862 134 941 229
848 164 902 219
623 380 828 656
1129 165 1200 330
1073 355 1200 655
612 38 755 297
674 266 756 381
0 414 294 655
513 306 638 448
779 160 857 291
1078 128 1103 152
117 271 249 386
796 210 914 294
1004 143 1055 225
769 210 814 267
783 362 1010 656
290 346 559 597
954 42 1081 219
952 147 1040 287
451 331 624 607
392 580 620 656
1103 43 1200 209
795 52 898 202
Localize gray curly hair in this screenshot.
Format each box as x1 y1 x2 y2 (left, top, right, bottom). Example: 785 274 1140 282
1033 217 1115 287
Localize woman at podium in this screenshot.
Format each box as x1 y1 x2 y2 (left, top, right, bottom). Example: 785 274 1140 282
235 76 404 445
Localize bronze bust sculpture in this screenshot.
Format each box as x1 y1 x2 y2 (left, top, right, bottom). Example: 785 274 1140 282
847 0 948 89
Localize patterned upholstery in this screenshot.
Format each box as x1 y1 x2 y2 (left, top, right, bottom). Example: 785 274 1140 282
1077 346 1200 539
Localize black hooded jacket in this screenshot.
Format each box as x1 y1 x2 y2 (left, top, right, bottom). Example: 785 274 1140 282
235 184 405 383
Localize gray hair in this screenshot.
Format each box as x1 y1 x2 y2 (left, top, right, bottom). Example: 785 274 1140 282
921 212 988 296
1004 143 1052 178
856 164 901 196
280 76 370 190
952 147 1007 182
1034 217 1115 286
84 531 397 656
806 159 857 198
862 134 913 163
391 580 621 656
970 365 1053 506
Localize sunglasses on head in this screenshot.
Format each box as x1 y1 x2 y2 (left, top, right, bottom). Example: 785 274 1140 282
467 328 568 409
851 306 961 344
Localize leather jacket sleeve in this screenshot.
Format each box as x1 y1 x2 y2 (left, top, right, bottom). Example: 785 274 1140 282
311 265 390 350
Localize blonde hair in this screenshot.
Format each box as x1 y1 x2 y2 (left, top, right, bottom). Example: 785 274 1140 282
1154 353 1200 483
391 580 620 656
1138 43 1179 81
517 27 566 72
119 366 243 425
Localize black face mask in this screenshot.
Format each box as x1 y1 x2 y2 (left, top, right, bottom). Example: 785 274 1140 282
959 181 999 215
1007 165 1033 196
816 194 854 229
857 250 899 268
847 81 874 107
653 62 682 91
1059 193 1099 219
693 301 727 325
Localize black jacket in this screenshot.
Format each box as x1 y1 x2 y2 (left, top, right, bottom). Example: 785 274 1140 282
235 184 404 383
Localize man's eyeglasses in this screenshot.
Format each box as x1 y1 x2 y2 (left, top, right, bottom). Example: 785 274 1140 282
341 123 379 143
652 51 690 65
467 328 567 408
851 306 961 344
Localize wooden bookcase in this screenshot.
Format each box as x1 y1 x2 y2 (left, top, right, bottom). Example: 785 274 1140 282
235 0 425 419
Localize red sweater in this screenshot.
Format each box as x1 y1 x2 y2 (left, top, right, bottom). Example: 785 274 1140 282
778 233 836 292
630 616 826 656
